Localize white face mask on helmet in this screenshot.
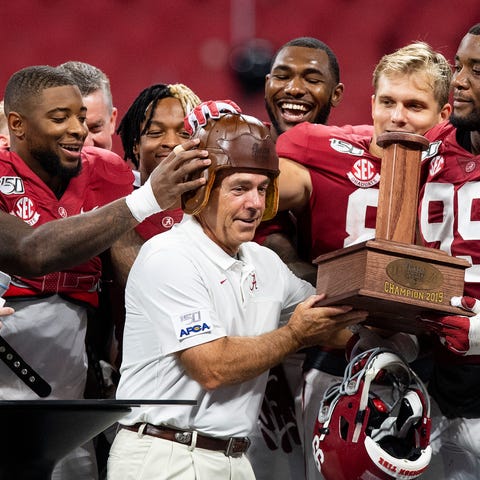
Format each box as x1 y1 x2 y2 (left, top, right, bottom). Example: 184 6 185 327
312 348 432 480
181 113 280 221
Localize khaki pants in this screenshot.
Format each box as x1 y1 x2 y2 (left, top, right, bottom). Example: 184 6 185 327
107 428 256 480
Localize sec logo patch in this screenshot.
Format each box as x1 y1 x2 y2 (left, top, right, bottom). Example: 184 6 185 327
347 159 380 188
11 196 40 225
428 155 444 177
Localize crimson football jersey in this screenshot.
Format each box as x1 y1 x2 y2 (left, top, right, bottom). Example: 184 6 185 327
276 122 378 262
420 121 480 299
419 121 480 364
0 146 134 306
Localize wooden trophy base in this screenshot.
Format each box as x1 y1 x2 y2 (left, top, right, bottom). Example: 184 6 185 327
314 239 471 334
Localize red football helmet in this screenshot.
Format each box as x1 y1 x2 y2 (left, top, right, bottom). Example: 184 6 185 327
312 348 431 480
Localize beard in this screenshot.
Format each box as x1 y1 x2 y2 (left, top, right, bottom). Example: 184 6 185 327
265 99 332 137
30 148 82 181
450 109 480 131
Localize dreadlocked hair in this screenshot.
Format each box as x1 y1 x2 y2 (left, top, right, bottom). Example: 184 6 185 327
117 83 201 168
168 83 201 117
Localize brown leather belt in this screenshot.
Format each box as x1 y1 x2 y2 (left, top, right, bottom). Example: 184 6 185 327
121 423 250 457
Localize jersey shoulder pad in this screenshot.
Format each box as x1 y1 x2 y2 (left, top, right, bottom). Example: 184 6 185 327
277 123 328 160
0 149 14 171
424 120 452 142
344 124 374 136
82 146 134 187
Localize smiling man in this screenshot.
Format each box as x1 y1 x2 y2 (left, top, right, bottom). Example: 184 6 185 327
246 38 345 480
264 37 344 141
0 65 135 480
0 65 213 480
0 65 134 397
275 41 452 480
109 83 202 370
107 113 367 480
278 41 452 267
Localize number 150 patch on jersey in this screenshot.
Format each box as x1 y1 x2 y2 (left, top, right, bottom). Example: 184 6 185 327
0 176 25 195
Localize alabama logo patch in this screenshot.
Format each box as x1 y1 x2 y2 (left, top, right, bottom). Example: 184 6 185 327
347 158 380 188
162 216 175 229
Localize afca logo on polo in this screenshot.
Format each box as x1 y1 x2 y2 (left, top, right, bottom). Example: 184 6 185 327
180 323 211 338
178 310 211 339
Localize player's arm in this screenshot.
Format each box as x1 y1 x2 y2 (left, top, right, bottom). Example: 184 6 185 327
0 140 210 277
177 296 367 390
262 158 316 283
109 229 143 289
278 157 312 213
0 200 139 277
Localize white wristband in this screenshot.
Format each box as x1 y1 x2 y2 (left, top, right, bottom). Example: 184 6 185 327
468 317 480 354
125 177 163 222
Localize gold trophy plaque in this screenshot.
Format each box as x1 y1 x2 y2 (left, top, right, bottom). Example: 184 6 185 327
314 132 471 334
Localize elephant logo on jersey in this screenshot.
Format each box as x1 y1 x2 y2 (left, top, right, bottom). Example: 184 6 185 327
465 160 477 173
0 176 25 194
11 196 40 226
347 159 380 188
330 138 364 156
161 216 175 229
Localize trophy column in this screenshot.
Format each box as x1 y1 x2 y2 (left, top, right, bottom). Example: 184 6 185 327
375 132 427 243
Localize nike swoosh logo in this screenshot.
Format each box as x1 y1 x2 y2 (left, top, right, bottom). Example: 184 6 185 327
80 206 99 214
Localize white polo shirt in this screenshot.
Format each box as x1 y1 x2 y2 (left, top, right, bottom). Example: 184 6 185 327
116 215 315 438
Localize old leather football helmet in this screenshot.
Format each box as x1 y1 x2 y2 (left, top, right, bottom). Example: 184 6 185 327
181 113 279 221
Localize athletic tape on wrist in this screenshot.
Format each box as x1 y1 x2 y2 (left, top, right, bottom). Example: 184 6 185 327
125 177 163 222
